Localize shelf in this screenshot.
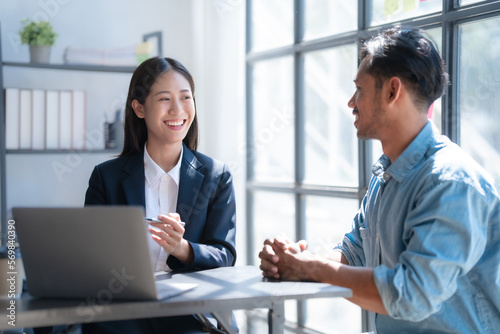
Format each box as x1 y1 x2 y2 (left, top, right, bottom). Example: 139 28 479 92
0 26 162 243
6 149 121 154
2 61 136 73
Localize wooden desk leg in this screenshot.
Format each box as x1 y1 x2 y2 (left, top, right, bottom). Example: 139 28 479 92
268 300 285 334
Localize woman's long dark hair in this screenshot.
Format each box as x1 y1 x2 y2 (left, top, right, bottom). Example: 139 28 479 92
120 57 199 156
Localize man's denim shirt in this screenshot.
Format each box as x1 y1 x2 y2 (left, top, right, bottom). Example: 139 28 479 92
336 121 500 333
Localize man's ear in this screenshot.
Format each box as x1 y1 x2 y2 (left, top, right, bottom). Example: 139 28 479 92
131 99 145 119
387 77 402 103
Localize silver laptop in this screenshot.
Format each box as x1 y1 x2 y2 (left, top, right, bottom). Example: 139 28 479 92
12 206 197 300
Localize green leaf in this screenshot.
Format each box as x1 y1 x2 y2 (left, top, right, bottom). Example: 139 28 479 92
19 20 58 46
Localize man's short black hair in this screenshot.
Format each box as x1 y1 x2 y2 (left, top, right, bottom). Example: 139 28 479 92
360 27 450 110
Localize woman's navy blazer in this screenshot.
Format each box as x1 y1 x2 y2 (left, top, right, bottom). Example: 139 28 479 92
84 144 237 271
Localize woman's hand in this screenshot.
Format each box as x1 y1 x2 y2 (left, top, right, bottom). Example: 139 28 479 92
148 213 194 264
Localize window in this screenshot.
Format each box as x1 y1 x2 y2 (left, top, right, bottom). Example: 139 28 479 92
459 15 500 185
304 0 357 40
251 57 294 183
246 1 500 332
250 0 293 52
304 45 358 187
369 0 442 26
304 196 361 333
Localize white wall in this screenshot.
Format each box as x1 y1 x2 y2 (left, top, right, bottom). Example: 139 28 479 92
0 0 246 264
191 0 246 264
1 0 196 66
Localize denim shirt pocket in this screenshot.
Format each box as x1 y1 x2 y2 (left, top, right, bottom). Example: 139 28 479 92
470 275 494 331
359 227 376 267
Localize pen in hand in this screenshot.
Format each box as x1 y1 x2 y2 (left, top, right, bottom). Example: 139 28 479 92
145 218 186 227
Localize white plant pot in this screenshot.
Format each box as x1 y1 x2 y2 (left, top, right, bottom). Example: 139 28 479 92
29 45 51 64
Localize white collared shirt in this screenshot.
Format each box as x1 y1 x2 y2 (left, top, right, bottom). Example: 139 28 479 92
143 143 183 272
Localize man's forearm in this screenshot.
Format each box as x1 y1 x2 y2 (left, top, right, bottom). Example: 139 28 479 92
309 256 388 315
324 249 350 264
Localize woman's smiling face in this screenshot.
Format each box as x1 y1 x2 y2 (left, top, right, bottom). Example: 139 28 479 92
133 70 195 147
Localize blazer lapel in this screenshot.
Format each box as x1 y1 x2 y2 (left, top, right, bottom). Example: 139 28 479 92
120 152 146 207
177 145 205 223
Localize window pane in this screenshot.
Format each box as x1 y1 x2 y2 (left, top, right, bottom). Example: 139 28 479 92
252 191 297 323
251 0 293 51
369 0 441 26
459 17 500 187
304 0 357 40
305 196 358 262
304 45 358 187
253 191 296 264
305 196 362 333
252 57 294 182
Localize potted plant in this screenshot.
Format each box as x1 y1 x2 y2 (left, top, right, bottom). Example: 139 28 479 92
19 19 58 64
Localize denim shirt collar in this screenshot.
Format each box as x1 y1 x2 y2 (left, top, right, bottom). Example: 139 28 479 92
373 120 437 183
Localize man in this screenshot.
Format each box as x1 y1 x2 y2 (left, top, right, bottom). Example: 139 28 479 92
259 27 500 333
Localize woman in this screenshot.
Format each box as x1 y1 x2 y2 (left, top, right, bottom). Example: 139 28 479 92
83 57 237 333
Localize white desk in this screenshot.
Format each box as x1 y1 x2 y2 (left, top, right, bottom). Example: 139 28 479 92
0 265 352 333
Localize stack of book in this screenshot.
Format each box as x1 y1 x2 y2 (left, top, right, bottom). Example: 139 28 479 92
5 88 87 151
